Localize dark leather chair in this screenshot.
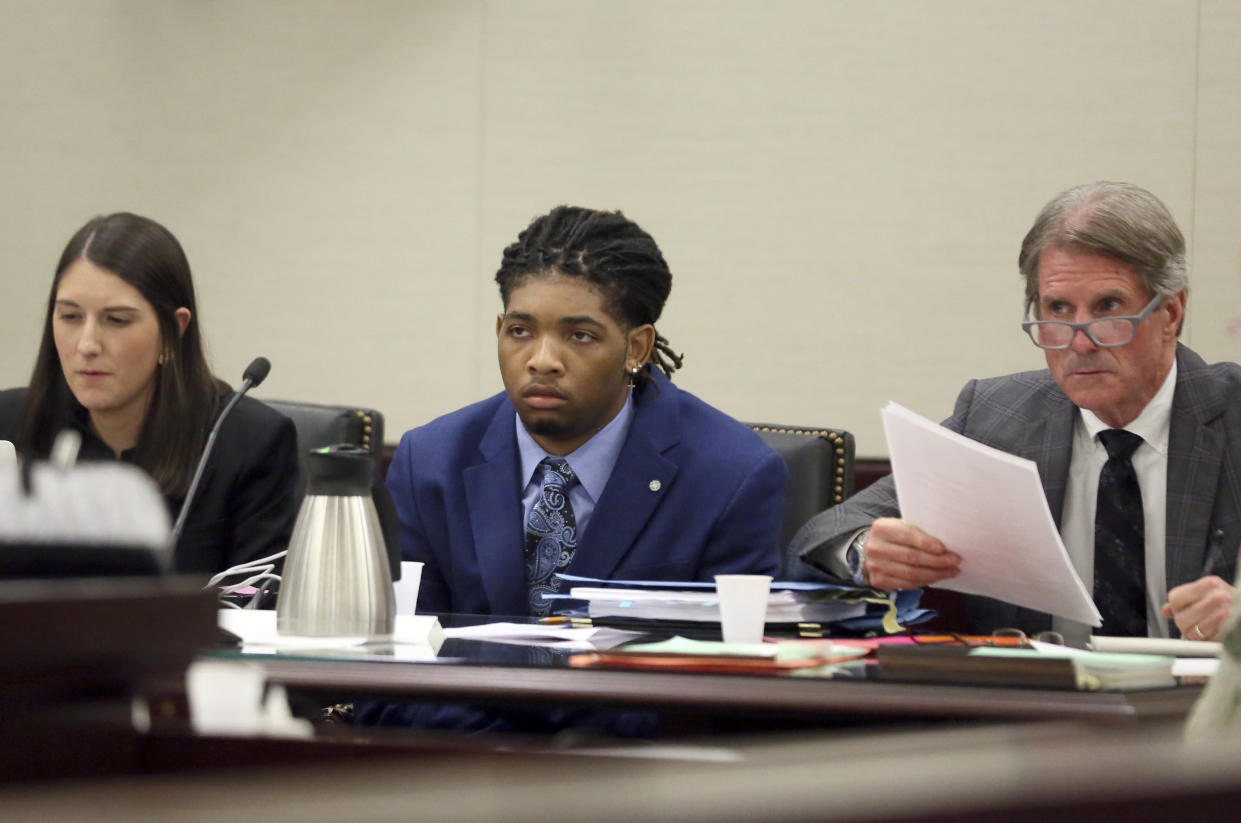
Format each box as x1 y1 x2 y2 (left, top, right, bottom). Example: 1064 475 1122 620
262 399 384 490
262 398 398 580
747 423 855 577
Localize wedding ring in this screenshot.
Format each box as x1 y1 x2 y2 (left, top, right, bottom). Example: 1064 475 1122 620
1193 624 1207 640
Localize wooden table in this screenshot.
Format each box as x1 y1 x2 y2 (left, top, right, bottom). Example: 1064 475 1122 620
230 644 1202 729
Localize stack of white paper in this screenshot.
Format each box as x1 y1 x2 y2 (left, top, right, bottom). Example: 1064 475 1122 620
881 402 1101 625
568 586 866 623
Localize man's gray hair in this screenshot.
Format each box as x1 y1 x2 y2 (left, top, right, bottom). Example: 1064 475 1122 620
1018 181 1187 311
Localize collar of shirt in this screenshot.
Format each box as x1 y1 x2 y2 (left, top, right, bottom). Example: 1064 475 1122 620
1075 358 1176 456
69 402 138 463
515 393 635 505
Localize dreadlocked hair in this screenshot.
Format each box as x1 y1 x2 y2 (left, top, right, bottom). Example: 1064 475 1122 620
652 333 683 376
496 206 683 381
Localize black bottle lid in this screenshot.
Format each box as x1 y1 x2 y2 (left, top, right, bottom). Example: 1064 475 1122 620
304 444 373 497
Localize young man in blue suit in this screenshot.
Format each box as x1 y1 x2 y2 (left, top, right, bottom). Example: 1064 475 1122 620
387 205 786 618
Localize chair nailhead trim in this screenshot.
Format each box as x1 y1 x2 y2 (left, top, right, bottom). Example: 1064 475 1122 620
749 425 851 505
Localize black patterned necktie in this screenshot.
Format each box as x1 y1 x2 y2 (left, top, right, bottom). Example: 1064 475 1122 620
524 457 578 616
1093 429 1147 637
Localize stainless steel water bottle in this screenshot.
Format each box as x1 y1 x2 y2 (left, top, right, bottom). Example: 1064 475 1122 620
277 445 394 639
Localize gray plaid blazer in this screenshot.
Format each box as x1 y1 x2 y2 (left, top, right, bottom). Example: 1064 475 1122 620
792 344 1241 635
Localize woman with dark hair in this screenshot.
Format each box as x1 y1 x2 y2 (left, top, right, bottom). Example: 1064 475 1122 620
0 212 300 574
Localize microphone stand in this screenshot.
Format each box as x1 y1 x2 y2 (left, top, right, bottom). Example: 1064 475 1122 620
169 357 271 550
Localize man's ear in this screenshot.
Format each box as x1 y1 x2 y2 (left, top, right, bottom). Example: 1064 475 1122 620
627 324 656 369
1164 290 1187 338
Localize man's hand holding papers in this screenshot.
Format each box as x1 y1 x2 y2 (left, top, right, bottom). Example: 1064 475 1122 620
864 517 961 590
871 403 1101 626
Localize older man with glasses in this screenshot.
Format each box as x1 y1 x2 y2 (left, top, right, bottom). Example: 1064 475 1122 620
794 181 1241 646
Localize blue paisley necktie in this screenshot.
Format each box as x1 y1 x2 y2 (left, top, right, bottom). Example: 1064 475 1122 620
524 457 578 616
1093 429 1146 637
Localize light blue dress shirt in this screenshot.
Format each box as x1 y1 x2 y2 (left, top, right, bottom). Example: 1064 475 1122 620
516 395 635 538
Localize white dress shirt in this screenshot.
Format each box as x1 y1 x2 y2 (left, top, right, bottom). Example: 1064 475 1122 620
1055 360 1177 645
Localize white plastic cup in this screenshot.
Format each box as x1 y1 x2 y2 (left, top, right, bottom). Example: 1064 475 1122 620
714 574 772 644
393 561 424 615
186 660 266 735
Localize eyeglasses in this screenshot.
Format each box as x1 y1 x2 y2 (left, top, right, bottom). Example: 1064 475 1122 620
1021 294 1163 350
992 628 1065 646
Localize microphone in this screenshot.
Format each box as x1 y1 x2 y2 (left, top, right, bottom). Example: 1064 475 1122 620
241 356 271 387
170 357 272 550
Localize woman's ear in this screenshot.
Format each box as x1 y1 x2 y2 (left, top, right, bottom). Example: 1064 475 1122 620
174 307 192 338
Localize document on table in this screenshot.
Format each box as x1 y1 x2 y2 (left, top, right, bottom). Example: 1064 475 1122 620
1088 636 1222 657
219 609 445 657
444 622 644 650
1039 639 1220 678
881 402 1102 626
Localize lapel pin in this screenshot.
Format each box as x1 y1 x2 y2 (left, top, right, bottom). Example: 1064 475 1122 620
648 479 662 492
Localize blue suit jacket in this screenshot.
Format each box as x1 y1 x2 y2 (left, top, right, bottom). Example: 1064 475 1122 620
386 371 786 616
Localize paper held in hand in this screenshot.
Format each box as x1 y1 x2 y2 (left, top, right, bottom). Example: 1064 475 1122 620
880 402 1102 626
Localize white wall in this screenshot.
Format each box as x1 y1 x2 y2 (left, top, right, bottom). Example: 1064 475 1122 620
2 0 1239 456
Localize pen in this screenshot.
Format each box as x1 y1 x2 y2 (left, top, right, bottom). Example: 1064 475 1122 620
539 616 568 624
1203 528 1227 578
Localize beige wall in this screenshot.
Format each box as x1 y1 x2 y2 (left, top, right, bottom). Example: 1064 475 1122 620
2 0 1239 457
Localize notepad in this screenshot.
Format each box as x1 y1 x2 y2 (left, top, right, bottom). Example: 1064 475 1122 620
1088 636 1222 658
876 644 1176 691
